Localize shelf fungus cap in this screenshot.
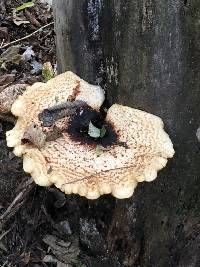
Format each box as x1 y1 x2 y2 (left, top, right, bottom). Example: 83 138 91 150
5 71 174 199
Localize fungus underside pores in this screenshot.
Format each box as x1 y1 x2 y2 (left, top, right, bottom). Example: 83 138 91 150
2 71 174 199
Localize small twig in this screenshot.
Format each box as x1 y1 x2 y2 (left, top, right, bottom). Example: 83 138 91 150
0 229 11 241
1 261 9 267
0 178 35 230
0 22 54 49
0 39 5 47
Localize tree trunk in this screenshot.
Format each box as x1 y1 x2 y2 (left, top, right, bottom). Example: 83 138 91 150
53 0 200 266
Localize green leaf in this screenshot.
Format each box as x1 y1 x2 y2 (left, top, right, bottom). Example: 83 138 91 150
42 62 54 82
12 54 22 64
100 126 106 138
88 121 100 138
96 145 103 156
16 1 35 11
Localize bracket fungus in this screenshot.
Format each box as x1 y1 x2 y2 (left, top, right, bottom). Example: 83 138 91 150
3 71 174 199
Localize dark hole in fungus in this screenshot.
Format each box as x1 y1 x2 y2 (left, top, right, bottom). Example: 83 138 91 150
65 105 119 147
21 138 29 145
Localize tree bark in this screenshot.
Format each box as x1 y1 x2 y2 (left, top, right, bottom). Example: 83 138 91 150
54 0 200 266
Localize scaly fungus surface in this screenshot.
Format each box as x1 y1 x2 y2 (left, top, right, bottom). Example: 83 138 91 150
4 71 174 199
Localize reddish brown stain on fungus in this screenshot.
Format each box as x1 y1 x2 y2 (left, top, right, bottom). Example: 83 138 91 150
67 80 81 102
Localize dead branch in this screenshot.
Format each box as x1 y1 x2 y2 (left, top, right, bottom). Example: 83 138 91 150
0 178 35 230
0 22 54 49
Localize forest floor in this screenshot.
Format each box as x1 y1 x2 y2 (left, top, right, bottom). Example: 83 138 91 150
0 1 120 267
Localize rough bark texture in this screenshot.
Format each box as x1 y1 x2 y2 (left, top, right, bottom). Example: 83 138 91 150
53 1 200 266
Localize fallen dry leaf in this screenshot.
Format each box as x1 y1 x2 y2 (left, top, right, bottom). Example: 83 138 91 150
0 74 15 89
22 122 46 148
20 252 31 264
1 45 21 64
31 60 43 74
0 27 9 43
42 235 80 265
0 83 27 113
22 46 35 61
0 0 6 18
43 255 72 267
